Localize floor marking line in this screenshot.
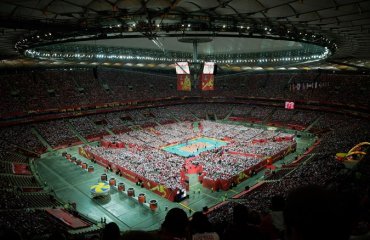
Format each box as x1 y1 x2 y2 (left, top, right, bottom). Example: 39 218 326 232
179 203 194 212
190 182 200 188
202 192 219 200
38 160 131 229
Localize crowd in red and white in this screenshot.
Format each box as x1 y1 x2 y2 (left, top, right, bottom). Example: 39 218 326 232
85 145 185 190
91 121 296 190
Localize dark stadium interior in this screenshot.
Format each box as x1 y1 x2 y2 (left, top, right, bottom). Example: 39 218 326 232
0 0 370 240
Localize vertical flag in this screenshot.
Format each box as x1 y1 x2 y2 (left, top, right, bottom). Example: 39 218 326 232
177 74 191 91
200 74 214 91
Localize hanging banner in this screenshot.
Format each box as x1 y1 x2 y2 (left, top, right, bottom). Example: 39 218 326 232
290 81 329 92
177 74 191 91
200 74 214 91
285 101 295 109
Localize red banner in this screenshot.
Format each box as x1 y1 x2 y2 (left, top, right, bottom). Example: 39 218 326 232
46 209 90 229
200 74 214 91
12 163 32 175
177 74 191 91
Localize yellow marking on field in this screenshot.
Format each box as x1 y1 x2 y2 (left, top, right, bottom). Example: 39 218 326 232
179 203 194 212
229 189 238 194
202 192 219 200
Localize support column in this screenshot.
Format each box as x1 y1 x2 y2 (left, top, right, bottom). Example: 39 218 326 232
193 41 198 89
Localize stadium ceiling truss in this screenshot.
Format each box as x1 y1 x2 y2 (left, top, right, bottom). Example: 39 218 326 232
0 0 369 69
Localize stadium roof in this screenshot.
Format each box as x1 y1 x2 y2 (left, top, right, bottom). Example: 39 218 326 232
0 0 369 69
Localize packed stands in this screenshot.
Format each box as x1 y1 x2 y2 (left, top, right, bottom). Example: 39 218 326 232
69 117 107 141
83 120 296 197
0 126 46 153
0 79 369 239
206 117 370 231
34 120 80 148
0 70 369 119
0 209 67 238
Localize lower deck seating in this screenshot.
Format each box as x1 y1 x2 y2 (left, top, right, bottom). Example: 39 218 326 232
0 175 40 187
0 190 61 209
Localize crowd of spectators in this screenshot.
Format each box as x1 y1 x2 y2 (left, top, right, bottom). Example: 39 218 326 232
34 120 80 148
206 152 370 239
69 117 107 140
264 168 293 181
185 104 232 119
228 141 294 156
88 111 132 134
229 104 253 118
205 117 370 237
167 105 198 121
313 112 346 130
0 209 68 239
90 120 296 188
0 88 369 239
289 110 320 126
0 125 46 153
200 152 262 180
126 109 158 127
249 106 274 120
0 102 357 158
1 101 324 156
1 70 369 119
150 107 179 124
85 145 185 190
270 109 295 122
312 117 370 155
0 190 60 209
104 121 194 148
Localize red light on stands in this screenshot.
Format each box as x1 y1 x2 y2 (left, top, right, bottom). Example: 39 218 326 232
285 101 295 109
